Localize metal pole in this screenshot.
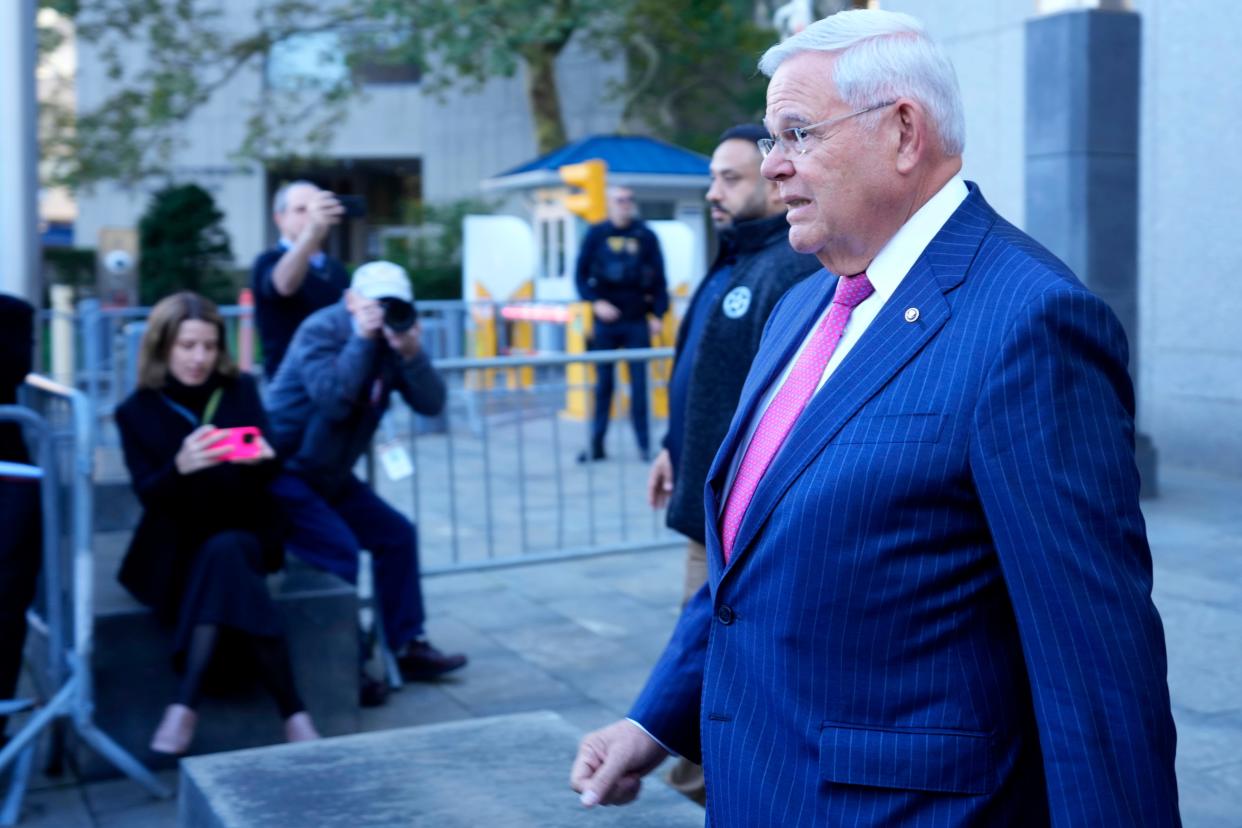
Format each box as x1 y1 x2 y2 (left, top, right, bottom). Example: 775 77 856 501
584 360 598 547
444 394 461 566
516 391 529 555
0 0 40 302
550 373 566 550
480 387 496 560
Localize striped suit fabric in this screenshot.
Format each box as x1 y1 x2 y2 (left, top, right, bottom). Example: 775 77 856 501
629 185 1180 827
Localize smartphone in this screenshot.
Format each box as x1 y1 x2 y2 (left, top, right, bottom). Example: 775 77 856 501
214 426 263 462
336 194 367 219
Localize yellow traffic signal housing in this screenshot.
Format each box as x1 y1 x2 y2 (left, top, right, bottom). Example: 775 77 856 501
558 159 608 224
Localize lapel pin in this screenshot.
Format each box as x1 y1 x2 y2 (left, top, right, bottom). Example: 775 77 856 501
904 307 920 323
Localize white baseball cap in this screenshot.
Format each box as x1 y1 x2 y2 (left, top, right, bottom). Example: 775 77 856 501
350 260 413 302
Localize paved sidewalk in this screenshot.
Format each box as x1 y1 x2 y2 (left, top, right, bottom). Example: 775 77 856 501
9 465 1242 826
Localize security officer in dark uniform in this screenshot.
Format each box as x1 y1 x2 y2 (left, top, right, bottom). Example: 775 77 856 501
574 187 669 462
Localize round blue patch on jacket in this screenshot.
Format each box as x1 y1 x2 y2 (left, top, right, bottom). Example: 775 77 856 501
722 286 752 319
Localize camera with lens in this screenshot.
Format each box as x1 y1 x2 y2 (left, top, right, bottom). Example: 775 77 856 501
379 297 417 332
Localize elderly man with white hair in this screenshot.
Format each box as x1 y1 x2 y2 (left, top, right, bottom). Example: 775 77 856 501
570 9 1180 826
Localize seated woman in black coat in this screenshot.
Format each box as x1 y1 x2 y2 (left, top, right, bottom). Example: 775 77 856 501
116 291 319 754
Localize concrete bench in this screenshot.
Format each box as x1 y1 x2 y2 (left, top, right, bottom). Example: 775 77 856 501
48 525 360 780
179 711 704 828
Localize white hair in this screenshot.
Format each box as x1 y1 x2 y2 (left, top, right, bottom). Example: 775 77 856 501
272 179 318 214
758 9 965 156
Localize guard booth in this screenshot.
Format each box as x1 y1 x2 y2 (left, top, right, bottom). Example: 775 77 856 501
470 135 711 419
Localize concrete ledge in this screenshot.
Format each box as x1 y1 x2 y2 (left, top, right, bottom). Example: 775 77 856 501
179 711 704 828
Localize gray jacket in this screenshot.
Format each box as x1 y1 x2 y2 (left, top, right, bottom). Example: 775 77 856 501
664 213 820 543
265 301 445 498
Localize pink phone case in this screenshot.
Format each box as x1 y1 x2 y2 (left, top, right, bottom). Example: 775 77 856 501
214 426 263 461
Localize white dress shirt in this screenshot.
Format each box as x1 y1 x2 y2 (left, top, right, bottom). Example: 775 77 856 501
720 175 969 507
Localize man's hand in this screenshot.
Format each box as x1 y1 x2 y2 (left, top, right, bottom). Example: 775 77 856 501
346 292 384 339
647 448 674 509
299 190 343 245
593 300 621 324
385 323 422 361
647 316 663 341
569 719 668 808
175 426 230 475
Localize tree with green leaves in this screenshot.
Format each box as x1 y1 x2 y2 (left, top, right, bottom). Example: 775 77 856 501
137 183 235 304
37 0 787 189
619 0 775 155
39 0 621 188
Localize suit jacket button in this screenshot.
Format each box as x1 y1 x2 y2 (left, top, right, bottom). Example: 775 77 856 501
716 605 735 625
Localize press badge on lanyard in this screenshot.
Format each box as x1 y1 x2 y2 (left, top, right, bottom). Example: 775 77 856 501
375 399 413 482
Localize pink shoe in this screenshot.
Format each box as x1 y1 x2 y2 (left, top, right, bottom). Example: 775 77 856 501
284 711 321 743
150 704 197 755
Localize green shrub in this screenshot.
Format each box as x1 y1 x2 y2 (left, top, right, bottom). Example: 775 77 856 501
138 183 236 304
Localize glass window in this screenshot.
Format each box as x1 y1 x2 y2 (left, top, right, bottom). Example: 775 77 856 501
266 32 349 90
267 28 420 89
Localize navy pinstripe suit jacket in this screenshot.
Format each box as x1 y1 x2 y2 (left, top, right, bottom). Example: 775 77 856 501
630 185 1180 827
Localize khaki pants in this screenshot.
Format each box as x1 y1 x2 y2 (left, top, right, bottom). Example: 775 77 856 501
665 539 708 806
681 539 708 608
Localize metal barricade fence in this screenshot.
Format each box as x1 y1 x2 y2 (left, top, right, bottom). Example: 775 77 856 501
375 347 682 575
34 299 670 567
0 377 168 826
39 298 561 449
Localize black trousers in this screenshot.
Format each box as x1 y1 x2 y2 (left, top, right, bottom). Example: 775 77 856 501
0 477 41 733
589 319 651 453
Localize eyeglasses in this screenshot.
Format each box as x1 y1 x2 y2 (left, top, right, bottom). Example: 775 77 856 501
758 101 897 158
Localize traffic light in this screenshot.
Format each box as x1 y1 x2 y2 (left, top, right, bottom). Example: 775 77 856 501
558 159 608 224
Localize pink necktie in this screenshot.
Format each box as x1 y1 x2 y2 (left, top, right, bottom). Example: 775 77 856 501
720 272 875 562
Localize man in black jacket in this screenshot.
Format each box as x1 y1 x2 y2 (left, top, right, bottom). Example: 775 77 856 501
574 187 669 462
645 125 820 801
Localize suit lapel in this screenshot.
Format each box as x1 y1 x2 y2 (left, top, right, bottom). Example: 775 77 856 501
708 270 834 486
721 188 996 576
704 270 834 584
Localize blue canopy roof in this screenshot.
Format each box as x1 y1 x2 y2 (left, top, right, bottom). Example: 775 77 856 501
494 134 709 179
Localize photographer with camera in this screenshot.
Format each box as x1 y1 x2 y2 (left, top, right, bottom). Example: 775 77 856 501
251 180 357 379
265 262 467 702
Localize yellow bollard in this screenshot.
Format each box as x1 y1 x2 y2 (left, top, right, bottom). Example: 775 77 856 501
648 283 689 420
507 280 536 390
562 302 593 420
470 285 497 391
648 310 675 420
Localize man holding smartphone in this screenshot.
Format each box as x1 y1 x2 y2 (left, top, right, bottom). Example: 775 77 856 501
251 180 353 379
265 261 467 697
